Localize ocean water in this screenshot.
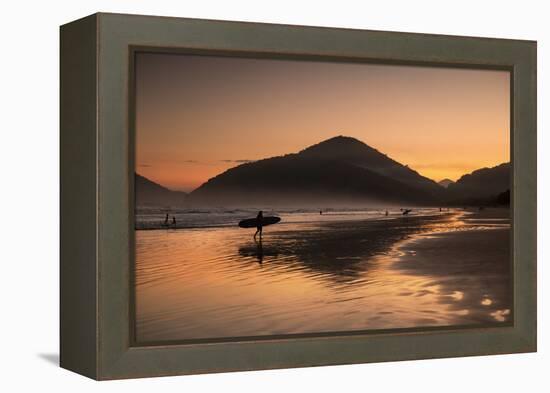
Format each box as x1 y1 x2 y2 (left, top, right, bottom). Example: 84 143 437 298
134 208 511 343
135 206 446 230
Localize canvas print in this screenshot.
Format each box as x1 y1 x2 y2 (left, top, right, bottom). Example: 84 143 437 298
133 52 511 344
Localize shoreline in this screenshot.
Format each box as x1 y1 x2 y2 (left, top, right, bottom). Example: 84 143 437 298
135 207 511 341
134 208 458 231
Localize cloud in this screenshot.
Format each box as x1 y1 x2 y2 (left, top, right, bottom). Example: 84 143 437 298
220 159 254 164
143 159 255 167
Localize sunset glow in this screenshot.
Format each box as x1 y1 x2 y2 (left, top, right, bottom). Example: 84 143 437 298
135 53 510 192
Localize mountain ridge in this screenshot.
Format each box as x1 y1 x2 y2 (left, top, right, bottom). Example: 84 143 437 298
299 136 443 193
135 136 510 208
135 173 187 207
438 178 455 188
446 162 510 203
187 136 444 206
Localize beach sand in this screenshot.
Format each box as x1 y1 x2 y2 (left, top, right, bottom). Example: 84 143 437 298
390 209 511 325
135 208 511 343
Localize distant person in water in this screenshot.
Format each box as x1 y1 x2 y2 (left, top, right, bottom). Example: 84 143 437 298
172 216 176 227
320 210 323 215
254 211 263 240
385 210 388 216
164 214 169 226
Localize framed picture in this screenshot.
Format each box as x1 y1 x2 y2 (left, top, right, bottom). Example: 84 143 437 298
60 13 536 380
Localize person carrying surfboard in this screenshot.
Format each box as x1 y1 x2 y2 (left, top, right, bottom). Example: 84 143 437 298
254 211 264 240
238 212 280 236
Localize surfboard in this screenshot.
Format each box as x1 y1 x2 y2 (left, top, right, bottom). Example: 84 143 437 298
238 216 281 228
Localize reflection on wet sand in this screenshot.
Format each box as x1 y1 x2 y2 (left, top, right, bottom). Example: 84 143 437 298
135 208 511 343
391 224 511 325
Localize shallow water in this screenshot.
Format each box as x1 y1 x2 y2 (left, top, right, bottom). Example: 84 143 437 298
135 209 511 343
136 206 447 229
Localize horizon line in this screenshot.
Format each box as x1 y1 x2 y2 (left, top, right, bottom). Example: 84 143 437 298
136 133 510 193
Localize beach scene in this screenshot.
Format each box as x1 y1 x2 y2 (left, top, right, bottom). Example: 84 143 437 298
134 53 511 343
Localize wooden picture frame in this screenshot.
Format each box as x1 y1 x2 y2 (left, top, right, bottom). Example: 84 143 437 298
60 12 536 380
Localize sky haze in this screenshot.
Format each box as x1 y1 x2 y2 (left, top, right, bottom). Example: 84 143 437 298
135 52 510 192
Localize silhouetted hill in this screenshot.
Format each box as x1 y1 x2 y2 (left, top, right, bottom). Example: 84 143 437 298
446 163 510 203
188 136 444 206
135 173 187 207
438 178 454 188
300 136 443 194
495 189 510 205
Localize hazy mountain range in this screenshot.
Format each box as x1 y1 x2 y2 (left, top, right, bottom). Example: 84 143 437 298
446 162 510 204
135 174 187 206
136 136 510 208
438 178 455 188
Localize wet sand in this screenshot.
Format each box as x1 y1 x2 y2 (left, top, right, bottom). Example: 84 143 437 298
390 209 511 325
135 208 511 343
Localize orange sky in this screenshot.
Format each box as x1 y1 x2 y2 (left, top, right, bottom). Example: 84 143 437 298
135 53 510 192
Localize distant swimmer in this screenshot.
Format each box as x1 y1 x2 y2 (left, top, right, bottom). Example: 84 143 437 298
172 216 176 226
254 210 264 240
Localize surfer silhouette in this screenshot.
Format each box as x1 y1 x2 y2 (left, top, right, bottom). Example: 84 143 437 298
254 211 264 240
164 213 169 226
172 216 176 227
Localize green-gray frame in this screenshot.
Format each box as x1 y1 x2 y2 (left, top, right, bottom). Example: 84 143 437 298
60 13 536 380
